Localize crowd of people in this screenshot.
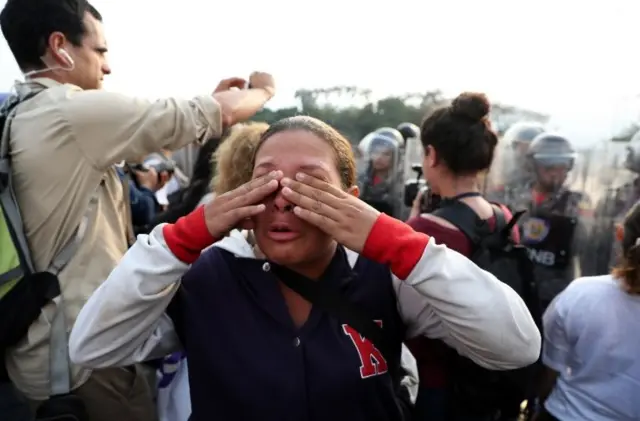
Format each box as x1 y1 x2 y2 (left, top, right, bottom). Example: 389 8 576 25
0 1 638 421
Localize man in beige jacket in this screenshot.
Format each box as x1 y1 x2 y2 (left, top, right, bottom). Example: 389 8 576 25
0 0 275 419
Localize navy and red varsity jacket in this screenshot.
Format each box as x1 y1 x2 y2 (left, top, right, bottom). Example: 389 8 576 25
69 208 540 421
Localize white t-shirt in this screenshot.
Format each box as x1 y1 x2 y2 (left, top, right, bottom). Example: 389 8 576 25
157 353 191 421
543 274 640 421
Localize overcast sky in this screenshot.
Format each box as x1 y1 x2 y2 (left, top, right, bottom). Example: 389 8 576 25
1 0 640 145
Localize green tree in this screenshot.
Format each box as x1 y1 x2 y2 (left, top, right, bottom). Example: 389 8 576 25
253 86 547 144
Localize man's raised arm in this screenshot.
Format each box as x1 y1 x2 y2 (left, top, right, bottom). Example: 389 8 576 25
65 72 275 170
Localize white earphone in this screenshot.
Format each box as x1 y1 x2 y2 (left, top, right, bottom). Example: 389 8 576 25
21 47 75 78
58 48 74 67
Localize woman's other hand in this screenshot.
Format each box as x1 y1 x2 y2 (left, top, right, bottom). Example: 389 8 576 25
281 173 380 253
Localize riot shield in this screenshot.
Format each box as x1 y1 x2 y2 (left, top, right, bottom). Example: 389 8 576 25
590 136 640 275
357 133 402 218
484 136 513 202
484 139 535 204
484 122 544 202
356 133 374 178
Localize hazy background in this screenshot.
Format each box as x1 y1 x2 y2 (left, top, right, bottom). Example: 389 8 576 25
1 0 640 146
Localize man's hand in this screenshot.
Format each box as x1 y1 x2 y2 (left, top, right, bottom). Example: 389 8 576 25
214 77 247 93
248 72 275 97
213 71 276 128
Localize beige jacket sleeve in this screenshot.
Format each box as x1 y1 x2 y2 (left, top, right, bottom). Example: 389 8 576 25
61 89 222 170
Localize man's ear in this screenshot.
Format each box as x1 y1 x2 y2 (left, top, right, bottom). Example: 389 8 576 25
347 185 359 198
425 145 436 169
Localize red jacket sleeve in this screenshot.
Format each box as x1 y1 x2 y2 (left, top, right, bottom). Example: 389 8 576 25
162 206 216 264
362 214 430 280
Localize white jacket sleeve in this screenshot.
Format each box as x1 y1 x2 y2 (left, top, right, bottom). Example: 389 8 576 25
394 237 541 370
362 214 540 371
69 225 187 368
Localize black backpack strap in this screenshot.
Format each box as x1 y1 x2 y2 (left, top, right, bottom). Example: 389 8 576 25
487 205 526 241
489 206 540 327
432 201 488 245
269 263 392 361
270 262 413 420
492 205 507 230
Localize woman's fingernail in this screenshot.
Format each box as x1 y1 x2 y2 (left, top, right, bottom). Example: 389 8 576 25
296 173 305 181
281 178 291 186
282 187 293 195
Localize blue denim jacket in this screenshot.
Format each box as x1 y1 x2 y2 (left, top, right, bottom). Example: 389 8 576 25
116 167 159 228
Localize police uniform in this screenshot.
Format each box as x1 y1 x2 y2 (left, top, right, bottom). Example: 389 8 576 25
516 187 592 306
509 133 593 309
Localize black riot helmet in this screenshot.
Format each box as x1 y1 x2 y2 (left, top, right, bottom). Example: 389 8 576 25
502 121 545 151
375 127 404 148
397 122 420 142
527 133 576 192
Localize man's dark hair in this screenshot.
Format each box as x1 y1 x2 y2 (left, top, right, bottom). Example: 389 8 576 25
0 0 102 71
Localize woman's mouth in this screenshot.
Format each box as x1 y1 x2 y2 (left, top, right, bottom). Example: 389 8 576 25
267 223 300 242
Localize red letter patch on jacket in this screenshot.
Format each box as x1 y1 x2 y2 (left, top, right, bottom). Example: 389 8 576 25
342 320 388 378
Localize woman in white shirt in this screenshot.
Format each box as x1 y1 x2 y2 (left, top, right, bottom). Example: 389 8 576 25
537 202 640 421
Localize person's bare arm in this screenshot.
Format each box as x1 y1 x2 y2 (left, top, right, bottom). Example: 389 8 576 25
214 87 274 128
65 72 275 170
212 73 275 127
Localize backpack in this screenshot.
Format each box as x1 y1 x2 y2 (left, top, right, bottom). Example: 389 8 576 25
0 91 58 350
0 91 92 419
431 197 542 419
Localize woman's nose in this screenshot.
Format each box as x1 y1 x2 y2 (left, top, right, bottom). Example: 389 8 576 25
273 188 294 212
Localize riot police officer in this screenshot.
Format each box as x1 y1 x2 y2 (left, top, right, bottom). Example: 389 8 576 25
356 132 375 177
375 126 405 148
375 126 406 175
511 133 594 309
357 132 401 217
486 121 545 202
591 131 640 274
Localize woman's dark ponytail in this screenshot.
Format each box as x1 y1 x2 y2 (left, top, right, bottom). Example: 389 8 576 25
612 202 640 294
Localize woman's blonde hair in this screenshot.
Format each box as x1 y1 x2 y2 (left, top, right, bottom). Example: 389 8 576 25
211 122 270 194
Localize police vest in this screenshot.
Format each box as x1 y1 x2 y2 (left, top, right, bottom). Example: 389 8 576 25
520 192 579 270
